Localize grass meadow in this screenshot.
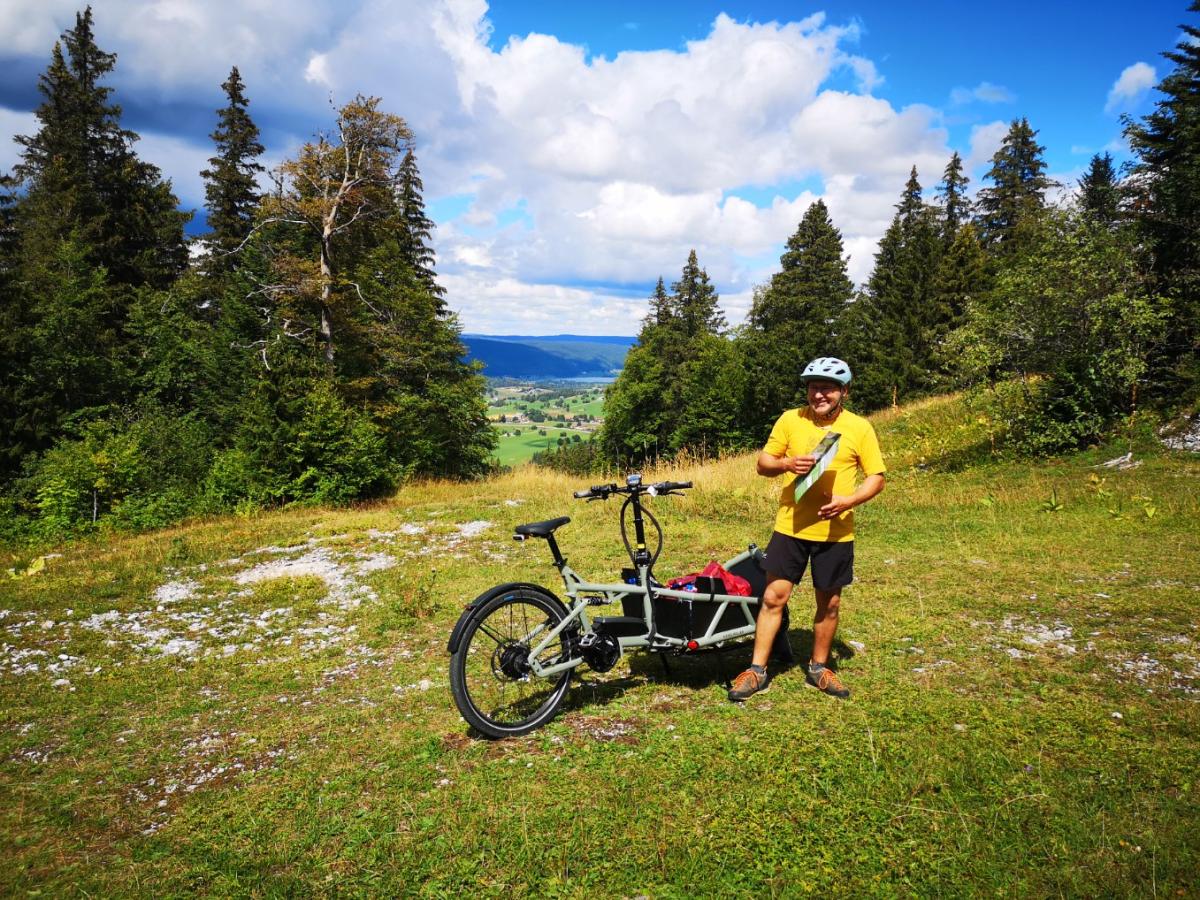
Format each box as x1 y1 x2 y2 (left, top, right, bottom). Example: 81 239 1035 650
491 425 591 467
2 394 1198 896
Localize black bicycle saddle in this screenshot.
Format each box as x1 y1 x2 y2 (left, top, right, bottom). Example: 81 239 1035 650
514 516 571 538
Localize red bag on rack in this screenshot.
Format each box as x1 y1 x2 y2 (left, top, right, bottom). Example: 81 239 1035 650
667 561 751 596
701 561 752 596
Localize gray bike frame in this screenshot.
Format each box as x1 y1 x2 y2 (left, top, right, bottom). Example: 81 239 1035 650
525 547 762 678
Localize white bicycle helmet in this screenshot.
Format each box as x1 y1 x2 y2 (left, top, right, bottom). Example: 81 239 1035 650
800 357 852 385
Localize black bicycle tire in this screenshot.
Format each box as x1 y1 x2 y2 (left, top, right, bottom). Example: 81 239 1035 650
448 588 573 738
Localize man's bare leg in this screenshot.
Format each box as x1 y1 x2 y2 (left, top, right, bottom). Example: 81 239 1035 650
810 588 841 666
730 576 793 701
750 576 793 667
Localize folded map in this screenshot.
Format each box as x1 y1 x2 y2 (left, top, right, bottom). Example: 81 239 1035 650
793 431 841 502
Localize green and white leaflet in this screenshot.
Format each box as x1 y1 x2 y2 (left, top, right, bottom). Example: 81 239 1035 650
793 432 840 502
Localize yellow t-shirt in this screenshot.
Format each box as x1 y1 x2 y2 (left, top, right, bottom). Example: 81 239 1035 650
763 407 886 543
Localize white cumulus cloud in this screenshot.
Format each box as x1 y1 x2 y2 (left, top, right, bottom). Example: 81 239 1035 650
0 108 37 174
0 1 967 334
950 81 1015 105
1105 62 1156 114
965 120 1009 175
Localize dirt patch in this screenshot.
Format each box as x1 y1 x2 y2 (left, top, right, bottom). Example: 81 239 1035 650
564 715 641 745
649 693 687 714
127 730 295 835
8 744 59 765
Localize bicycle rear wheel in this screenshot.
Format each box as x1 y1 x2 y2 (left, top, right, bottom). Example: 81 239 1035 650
449 588 574 738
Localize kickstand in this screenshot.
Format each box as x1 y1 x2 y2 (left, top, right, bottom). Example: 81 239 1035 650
658 651 672 679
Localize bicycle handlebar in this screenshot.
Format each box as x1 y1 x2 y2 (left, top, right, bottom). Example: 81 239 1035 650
652 480 693 494
571 478 692 500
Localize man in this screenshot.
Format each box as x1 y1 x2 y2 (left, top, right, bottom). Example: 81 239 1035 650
729 357 885 701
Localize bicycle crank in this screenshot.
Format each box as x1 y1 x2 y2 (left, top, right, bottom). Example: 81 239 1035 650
578 632 621 673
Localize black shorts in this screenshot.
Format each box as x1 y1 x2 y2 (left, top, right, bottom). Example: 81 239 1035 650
764 531 854 592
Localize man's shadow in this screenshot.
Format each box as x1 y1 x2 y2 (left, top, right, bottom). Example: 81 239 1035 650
622 623 857 690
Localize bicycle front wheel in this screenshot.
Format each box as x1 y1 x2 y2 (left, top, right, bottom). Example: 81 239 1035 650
449 588 574 738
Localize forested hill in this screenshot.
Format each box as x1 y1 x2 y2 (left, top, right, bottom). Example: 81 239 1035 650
462 335 634 379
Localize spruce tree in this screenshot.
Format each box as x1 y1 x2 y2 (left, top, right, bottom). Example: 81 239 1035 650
976 118 1053 253
13 7 187 289
742 199 854 429
201 66 264 275
396 148 446 307
255 95 494 482
846 168 943 410
603 252 729 463
936 151 972 242
1125 1 1200 393
1078 152 1120 226
929 223 988 386
748 200 852 337
261 95 414 366
669 334 749 453
2 7 187 475
671 249 725 337
600 342 670 465
641 276 673 334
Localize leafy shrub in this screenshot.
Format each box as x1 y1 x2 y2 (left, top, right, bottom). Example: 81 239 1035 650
532 437 604 475
949 210 1169 455
200 448 271 512
283 385 397 504
14 404 216 538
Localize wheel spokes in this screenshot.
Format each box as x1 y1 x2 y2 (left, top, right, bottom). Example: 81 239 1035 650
461 599 567 727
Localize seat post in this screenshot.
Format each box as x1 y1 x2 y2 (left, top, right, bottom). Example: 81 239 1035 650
545 534 565 569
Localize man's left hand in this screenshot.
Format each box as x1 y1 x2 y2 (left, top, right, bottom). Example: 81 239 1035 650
818 495 853 519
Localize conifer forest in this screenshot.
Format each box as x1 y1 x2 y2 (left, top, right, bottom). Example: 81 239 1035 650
3 5 1199 539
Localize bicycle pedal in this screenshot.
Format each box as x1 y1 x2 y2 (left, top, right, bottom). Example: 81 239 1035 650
578 633 599 648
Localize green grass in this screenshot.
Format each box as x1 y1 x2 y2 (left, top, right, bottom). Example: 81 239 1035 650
2 393 1198 896
492 425 591 467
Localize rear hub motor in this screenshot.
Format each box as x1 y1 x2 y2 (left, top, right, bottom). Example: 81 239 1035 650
493 642 532 680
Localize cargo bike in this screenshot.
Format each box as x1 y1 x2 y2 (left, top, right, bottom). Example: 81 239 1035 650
448 473 793 738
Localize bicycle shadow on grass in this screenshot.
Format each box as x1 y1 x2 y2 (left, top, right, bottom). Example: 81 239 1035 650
458 630 858 740
579 627 857 698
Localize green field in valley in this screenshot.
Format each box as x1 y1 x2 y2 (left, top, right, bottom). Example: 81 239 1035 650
2 393 1198 896
491 424 591 467
487 383 605 466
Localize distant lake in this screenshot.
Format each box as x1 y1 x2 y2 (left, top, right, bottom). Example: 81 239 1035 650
489 375 616 384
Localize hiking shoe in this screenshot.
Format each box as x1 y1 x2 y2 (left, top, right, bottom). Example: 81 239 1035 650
806 664 850 699
728 667 769 702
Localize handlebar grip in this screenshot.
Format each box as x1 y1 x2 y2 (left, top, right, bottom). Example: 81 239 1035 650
573 483 617 499
654 480 693 492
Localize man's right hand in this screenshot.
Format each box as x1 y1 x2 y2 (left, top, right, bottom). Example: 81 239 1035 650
757 451 817 477
784 454 817 476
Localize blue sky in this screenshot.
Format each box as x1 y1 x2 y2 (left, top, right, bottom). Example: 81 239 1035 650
0 1 1189 334
481 0 1181 175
